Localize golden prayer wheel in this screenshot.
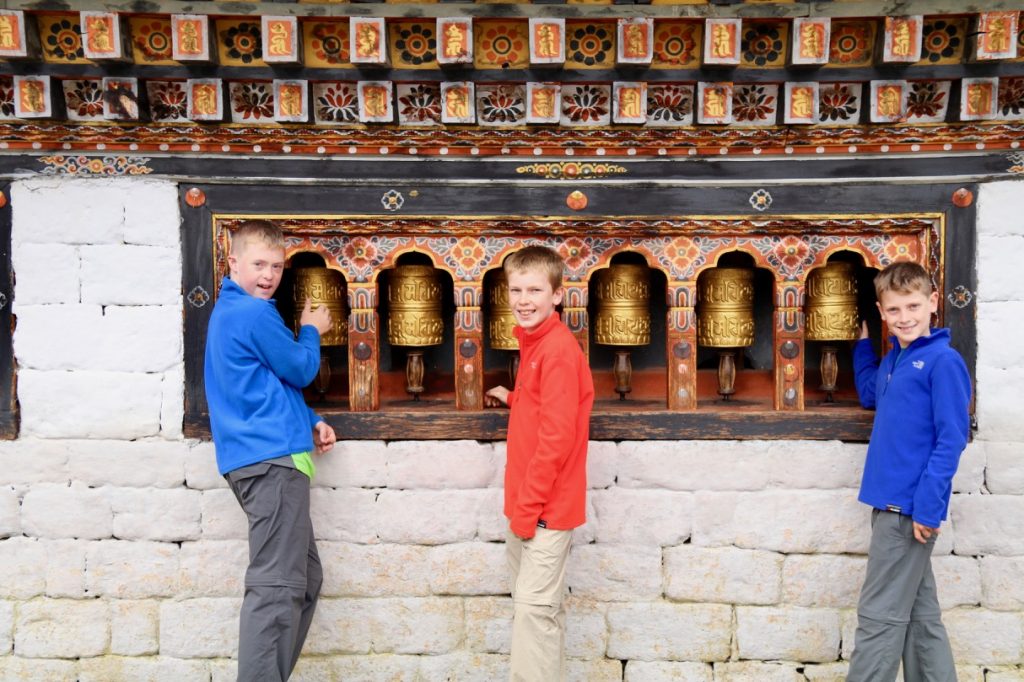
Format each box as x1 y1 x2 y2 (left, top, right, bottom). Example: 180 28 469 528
697 268 756 349
292 267 348 347
487 270 519 351
805 262 859 342
593 264 651 347
387 265 444 348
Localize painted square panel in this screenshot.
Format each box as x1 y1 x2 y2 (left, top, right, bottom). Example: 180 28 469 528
216 20 265 67
13 75 52 118
906 80 951 123
782 82 817 124
130 17 176 65
560 84 611 126
704 19 741 65
732 83 779 127
262 16 300 64
918 16 966 65
476 20 529 69
998 77 1024 120
171 15 210 62
0 11 29 58
102 77 139 120
351 18 387 65
613 82 647 123
526 82 560 123
869 80 908 123
960 77 998 120
529 19 565 65
975 12 1017 60
39 14 90 64
818 82 863 125
229 81 274 122
645 83 694 127
62 79 104 121
146 80 189 122
0 77 16 120
438 18 473 65
882 15 923 63
81 12 124 60
741 21 788 68
477 84 526 126
565 21 616 69
274 80 308 122
391 21 437 69
441 81 475 123
618 19 653 65
396 83 441 126
359 81 394 123
696 81 733 124
303 20 350 68
187 78 223 121
312 82 359 125
828 20 876 67
652 21 701 69
791 18 829 65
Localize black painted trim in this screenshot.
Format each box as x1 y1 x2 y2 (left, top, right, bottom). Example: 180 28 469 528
0 183 16 439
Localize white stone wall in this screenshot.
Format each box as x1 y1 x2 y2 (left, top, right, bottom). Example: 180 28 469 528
0 175 1021 681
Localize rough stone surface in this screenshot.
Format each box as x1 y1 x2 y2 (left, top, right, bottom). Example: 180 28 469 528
159 598 240 658
79 657 211 682
307 597 463 655
986 442 1024 494
981 557 1024 611
428 542 508 595
21 483 113 540
607 602 732 661
109 601 160 656
64 440 187 489
0 537 46 598
591 488 693 546
11 243 80 306
109 488 201 542
665 546 783 606
0 486 19 539
318 542 430 598
79 245 181 306
314 440 388 489
780 555 865 608
11 178 126 245
310 488 382 544
945 608 1024 664
933 555 982 609
85 540 180 598
568 545 662 601
122 180 182 247
386 440 497 489
735 606 841 663
374 490 486 544
624 661 714 682
15 599 110 658
178 540 247 598
951 494 1024 556
0 599 13 655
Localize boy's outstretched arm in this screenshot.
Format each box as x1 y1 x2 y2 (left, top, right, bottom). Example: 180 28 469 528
252 300 332 389
485 385 510 407
852 320 879 409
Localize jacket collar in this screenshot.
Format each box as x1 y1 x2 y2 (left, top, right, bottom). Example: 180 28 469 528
513 311 562 347
889 327 950 353
220 276 277 304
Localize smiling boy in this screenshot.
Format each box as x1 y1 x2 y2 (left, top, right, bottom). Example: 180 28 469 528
846 261 971 682
485 245 594 682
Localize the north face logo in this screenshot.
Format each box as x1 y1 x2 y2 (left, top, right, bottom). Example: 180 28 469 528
913 360 925 370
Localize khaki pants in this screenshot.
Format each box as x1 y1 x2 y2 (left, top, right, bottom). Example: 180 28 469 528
506 527 573 682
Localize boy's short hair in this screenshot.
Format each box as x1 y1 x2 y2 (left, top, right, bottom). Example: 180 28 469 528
873 261 933 299
504 245 565 291
231 219 285 255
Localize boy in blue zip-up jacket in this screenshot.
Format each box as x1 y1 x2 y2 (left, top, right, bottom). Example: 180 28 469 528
204 220 337 682
846 262 971 682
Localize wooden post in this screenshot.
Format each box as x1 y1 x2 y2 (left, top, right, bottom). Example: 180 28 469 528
347 282 379 412
562 284 589 358
454 283 484 410
774 281 805 411
666 282 697 410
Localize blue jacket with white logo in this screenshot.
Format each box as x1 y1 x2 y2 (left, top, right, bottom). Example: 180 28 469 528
853 328 971 528
204 277 322 475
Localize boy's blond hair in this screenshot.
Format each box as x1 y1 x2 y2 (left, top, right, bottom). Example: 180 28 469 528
230 219 285 255
504 245 565 291
873 261 933 299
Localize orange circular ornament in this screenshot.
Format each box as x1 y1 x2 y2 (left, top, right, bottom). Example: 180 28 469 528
566 190 588 210
185 187 207 207
952 188 973 208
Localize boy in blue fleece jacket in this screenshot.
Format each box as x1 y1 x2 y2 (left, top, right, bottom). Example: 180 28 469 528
204 220 337 682
846 261 971 682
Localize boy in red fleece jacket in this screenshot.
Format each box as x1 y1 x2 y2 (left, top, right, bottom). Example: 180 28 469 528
486 245 594 682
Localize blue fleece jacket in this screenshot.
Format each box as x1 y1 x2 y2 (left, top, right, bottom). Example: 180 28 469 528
204 277 323 475
853 328 971 528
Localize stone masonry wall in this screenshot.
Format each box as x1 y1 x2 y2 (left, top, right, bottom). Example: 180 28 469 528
0 175 1021 681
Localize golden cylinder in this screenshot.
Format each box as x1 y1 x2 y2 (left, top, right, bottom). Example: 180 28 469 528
487 270 519 350
593 264 651 346
698 267 755 348
805 262 859 341
292 266 348 347
388 265 444 347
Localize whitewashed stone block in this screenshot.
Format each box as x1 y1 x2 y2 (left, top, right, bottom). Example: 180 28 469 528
568 658 622 681
419 652 508 681
123 180 181 247
0 599 11 655
981 556 1024 610
952 441 986 493
375 490 485 544
86 540 180 598
692 490 870 554
617 440 771 491
19 369 163 439
11 243 79 305
386 440 497 489
160 365 185 439
0 658 77 681
986 442 1024 494
665 546 783 605
109 488 201 541
308 598 463 655
781 554 865 608
713 662 803 681
624 660 714 682
210 659 238 682
45 539 87 598
979 181 1024 237
429 542 507 595
933 555 982 609
304 598 372 655
0 438 71 485
109 600 160 656
591 489 692 546
840 608 857 660
587 441 618 489
309 488 379 544
15 598 110 658
568 545 662 601
607 602 732 661
802 663 849 681
11 178 125 245
765 441 865 489
313 440 388 489
945 608 1023 664
0 486 18 538
179 539 247 598
735 606 841 662
21 482 112 540
200 489 248 540
988 668 1024 681
465 596 512 653
476 488 508 542
319 542 430 597
185 441 227 490
65 439 186 488
294 655 421 681
977 366 1024 440
79 657 211 682
952 494 1024 555
565 597 608 659
14 304 183 372
977 235 1024 302
979 302 1024 369
0 536 46 598
159 598 240 658
80 244 181 305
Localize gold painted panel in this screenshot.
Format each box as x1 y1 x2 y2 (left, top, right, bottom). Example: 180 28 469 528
303 19 350 68
475 20 529 70
129 16 177 65
565 21 616 69
390 20 437 69
652 20 702 68
38 14 92 64
216 19 266 67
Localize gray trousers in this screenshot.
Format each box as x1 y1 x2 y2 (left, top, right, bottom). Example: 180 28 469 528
228 463 323 682
847 509 956 682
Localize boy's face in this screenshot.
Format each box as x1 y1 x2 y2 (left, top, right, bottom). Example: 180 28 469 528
228 240 285 300
877 287 938 348
507 268 563 333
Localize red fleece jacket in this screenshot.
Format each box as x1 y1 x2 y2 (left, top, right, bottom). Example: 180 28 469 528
504 312 594 539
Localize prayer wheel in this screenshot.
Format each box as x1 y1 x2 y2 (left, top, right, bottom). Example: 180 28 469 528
292 266 347 399
594 264 651 400
487 270 520 386
805 262 860 401
698 267 755 400
388 265 444 399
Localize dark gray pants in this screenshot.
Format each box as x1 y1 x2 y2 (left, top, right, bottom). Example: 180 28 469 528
847 509 956 682
228 464 323 682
